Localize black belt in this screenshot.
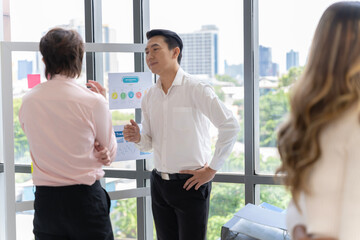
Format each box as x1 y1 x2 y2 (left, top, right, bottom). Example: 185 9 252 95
154 169 193 181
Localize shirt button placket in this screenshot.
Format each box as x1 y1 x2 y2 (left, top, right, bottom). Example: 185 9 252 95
161 97 168 170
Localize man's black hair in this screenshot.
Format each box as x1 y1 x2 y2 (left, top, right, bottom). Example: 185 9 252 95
146 29 183 64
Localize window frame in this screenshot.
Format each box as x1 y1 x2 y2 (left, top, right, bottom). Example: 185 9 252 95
0 1 284 239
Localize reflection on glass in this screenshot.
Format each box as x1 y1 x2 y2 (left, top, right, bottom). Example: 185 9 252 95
207 183 245 240
259 184 291 210
110 198 137 240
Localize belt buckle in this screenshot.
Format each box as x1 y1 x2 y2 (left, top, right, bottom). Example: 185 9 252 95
161 172 170 180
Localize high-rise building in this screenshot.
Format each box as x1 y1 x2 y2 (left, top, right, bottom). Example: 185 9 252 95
224 60 243 85
103 25 119 73
286 49 299 70
18 60 33 80
179 25 219 77
259 45 273 77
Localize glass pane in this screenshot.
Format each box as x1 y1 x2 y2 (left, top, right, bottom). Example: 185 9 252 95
101 0 134 43
15 173 34 201
207 183 245 240
256 0 355 174
110 198 137 240
16 211 34 240
101 52 135 95
150 0 244 173
9 0 85 42
258 184 291 210
104 178 136 192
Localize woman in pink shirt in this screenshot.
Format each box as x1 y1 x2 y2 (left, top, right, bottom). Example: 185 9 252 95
19 27 117 240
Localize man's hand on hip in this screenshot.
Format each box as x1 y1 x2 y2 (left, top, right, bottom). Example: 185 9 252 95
180 163 216 191
123 119 141 143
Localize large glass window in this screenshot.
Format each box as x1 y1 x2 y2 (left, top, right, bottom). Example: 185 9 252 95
256 0 356 175
101 0 134 43
149 0 244 174
9 0 85 42
208 183 245 240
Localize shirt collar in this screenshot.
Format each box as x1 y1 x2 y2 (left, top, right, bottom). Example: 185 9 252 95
156 67 185 89
50 74 76 82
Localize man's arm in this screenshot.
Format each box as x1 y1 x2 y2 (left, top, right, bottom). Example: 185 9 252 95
87 80 117 163
124 93 153 152
180 83 240 190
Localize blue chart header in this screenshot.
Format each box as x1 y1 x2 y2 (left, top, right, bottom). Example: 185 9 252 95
122 76 139 83
115 131 124 137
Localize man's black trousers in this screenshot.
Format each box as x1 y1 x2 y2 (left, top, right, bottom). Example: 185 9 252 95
151 169 212 240
33 180 114 240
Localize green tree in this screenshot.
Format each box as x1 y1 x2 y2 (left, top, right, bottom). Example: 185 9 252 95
279 66 304 87
207 183 245 240
13 98 30 162
111 110 135 126
111 198 137 239
259 90 290 147
213 86 225 102
260 185 291 210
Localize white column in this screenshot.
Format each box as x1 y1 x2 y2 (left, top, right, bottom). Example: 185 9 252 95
0 42 16 240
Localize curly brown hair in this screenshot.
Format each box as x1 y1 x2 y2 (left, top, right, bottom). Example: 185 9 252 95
276 1 360 207
40 27 84 79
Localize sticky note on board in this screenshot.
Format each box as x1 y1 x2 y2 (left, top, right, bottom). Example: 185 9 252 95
27 74 41 89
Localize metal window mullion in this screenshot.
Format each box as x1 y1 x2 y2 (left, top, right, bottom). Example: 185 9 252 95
244 0 259 205
85 0 95 80
133 0 151 239
84 0 103 84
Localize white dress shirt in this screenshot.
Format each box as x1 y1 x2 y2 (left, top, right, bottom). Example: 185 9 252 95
136 68 239 173
286 104 360 239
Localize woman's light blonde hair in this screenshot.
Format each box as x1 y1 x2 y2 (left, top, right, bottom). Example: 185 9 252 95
276 1 360 206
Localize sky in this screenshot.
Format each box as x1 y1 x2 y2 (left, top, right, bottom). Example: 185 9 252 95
8 0 355 75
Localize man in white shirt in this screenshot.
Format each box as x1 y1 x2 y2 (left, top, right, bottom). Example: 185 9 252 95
123 29 239 240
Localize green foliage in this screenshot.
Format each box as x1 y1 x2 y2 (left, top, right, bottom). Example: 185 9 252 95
215 74 241 86
260 185 291 210
208 183 245 240
207 215 231 240
213 86 225 102
220 152 244 173
233 99 243 107
13 98 30 162
259 89 290 147
111 198 137 239
279 66 304 87
259 155 281 175
111 110 135 126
